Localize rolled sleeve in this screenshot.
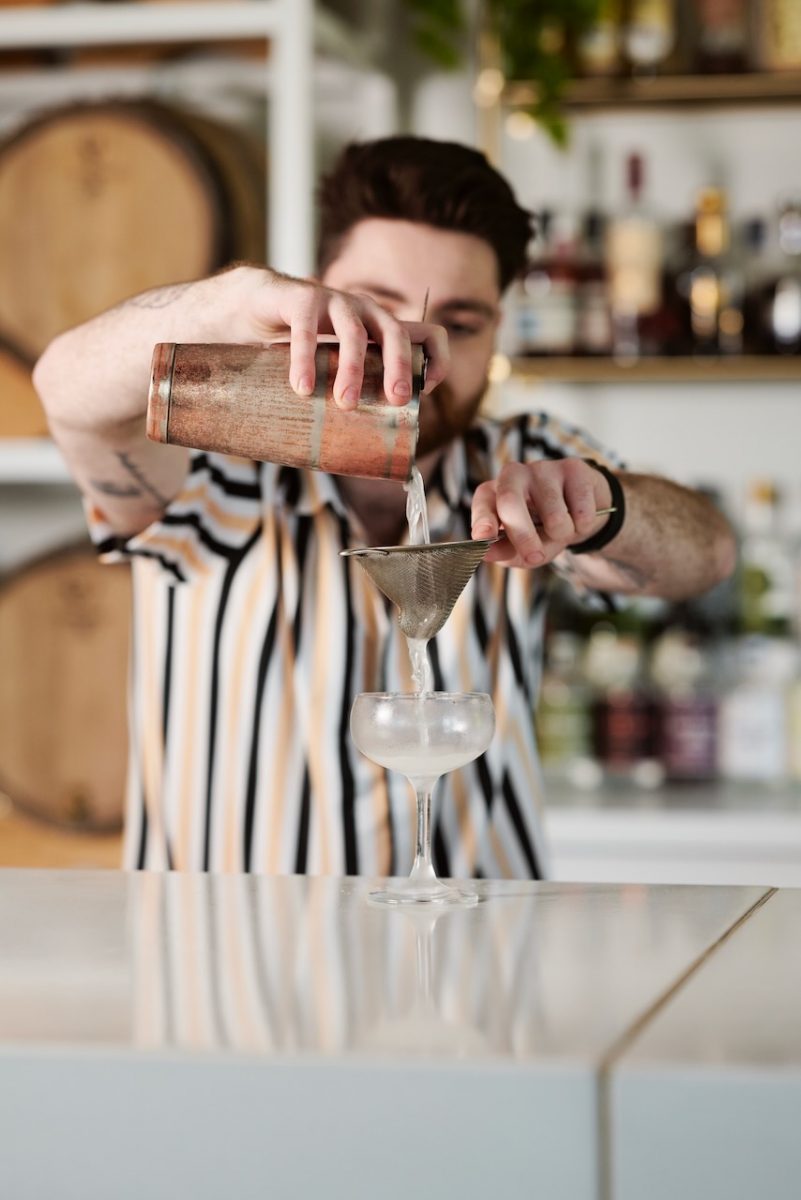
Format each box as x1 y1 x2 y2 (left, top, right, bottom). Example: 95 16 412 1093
84 452 265 584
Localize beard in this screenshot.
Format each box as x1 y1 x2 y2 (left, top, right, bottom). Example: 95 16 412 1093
414 378 487 459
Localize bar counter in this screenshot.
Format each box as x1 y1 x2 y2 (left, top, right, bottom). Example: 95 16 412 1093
0 870 796 1199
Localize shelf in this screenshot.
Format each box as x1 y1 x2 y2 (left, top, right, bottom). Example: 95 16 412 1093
0 440 71 485
504 71 801 113
0 55 274 107
0 0 319 277
507 355 801 385
0 3 281 49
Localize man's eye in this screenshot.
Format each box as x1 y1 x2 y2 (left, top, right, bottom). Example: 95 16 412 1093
444 322 481 338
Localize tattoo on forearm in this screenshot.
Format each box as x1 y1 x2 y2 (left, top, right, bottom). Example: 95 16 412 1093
89 478 142 498
113 451 170 505
126 283 191 310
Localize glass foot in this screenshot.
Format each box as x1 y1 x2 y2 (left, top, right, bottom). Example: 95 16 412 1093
369 879 479 907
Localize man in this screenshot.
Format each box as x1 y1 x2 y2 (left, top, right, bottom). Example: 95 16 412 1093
34 137 735 878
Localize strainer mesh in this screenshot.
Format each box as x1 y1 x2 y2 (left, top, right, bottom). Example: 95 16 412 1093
342 540 494 639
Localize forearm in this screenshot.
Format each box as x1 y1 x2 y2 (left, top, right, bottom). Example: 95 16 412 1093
33 281 208 534
34 265 450 537
568 473 737 600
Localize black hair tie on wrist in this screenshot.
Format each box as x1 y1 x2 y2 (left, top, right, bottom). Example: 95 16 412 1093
569 459 626 555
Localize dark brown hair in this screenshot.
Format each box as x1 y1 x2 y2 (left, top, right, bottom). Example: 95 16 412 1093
316 136 532 291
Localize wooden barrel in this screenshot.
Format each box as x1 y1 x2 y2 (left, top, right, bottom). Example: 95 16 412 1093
0 795 122 870
0 337 47 437
0 100 266 359
0 544 131 831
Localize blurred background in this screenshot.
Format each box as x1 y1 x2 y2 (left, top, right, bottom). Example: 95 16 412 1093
0 0 799 884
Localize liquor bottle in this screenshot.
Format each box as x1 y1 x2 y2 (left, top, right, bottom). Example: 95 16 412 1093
717 635 794 784
738 479 794 638
765 198 801 354
576 0 623 76
519 212 579 356
741 217 770 353
585 624 663 788
753 0 801 71
693 0 750 73
651 629 718 783
680 187 744 355
605 152 664 360
575 209 613 356
535 632 598 788
623 0 676 72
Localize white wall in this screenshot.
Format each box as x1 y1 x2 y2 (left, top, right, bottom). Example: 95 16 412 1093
485 379 794 522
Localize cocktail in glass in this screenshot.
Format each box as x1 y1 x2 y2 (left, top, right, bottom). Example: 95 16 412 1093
350 691 495 906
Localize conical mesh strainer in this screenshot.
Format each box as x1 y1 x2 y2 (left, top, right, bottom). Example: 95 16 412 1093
341 539 495 640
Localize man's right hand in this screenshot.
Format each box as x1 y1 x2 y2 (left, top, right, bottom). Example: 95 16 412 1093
211 265 449 409
33 265 451 535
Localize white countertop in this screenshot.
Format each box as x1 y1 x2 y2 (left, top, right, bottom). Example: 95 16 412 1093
0 869 770 1200
0 870 764 1062
611 888 801 1200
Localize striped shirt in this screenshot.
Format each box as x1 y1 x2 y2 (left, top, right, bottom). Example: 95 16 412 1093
88 411 618 879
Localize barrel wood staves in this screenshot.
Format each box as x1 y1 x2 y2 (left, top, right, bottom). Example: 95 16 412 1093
0 544 131 833
0 100 266 360
0 337 47 437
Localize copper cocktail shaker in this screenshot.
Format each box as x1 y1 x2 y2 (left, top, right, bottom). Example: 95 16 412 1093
147 342 423 481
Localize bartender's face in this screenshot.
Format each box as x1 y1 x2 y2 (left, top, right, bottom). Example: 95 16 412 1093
321 218 501 457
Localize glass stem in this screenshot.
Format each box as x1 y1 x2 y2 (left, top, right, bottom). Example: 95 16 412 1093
409 779 438 885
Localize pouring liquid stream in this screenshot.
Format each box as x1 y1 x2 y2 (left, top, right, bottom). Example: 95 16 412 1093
404 466 434 695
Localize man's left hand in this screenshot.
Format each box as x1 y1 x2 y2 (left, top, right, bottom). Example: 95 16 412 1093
471 458 613 568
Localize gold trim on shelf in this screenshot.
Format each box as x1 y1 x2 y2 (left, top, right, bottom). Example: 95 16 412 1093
508 355 801 384
504 71 801 112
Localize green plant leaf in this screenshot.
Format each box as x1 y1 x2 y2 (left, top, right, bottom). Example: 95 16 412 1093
400 0 604 146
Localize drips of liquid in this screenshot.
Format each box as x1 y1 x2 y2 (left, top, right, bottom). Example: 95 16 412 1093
403 467 433 693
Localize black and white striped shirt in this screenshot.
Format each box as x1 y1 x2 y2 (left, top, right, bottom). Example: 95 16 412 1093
89 411 618 879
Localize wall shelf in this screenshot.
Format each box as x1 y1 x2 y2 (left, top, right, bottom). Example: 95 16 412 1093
504 71 801 113
507 355 801 385
0 0 318 276
0 440 71 485
0 3 282 49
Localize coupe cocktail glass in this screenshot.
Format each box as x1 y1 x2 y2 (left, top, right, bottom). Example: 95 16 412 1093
350 692 495 906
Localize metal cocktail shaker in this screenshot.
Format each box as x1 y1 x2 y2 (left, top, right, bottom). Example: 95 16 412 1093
146 342 423 481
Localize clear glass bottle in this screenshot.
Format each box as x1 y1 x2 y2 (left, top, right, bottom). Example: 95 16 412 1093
577 0 623 76
536 632 597 788
623 0 676 72
717 636 794 785
519 212 580 356
605 152 664 361
767 198 801 354
738 479 795 638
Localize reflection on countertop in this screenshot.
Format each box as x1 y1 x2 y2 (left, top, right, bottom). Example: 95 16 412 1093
0 869 764 1063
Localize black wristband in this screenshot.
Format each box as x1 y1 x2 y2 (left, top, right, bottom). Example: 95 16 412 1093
570 459 626 555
